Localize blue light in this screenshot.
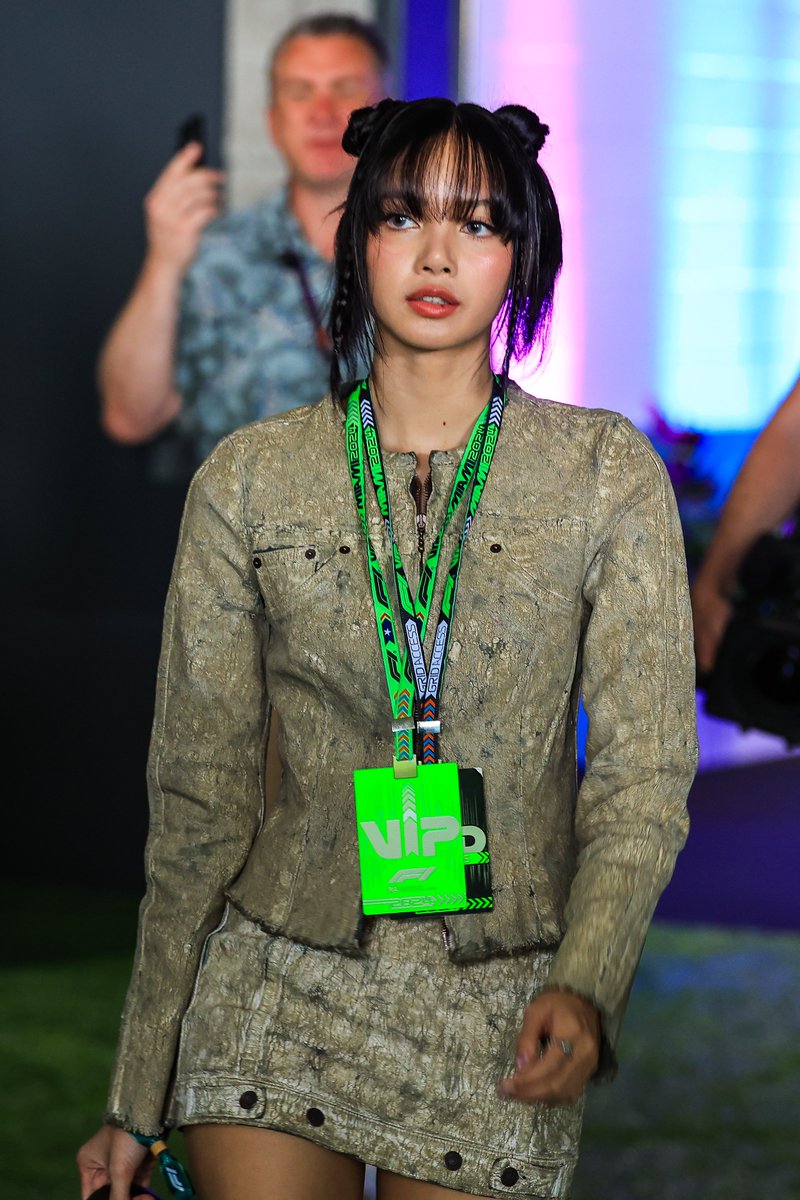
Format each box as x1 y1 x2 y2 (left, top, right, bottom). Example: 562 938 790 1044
656 0 800 432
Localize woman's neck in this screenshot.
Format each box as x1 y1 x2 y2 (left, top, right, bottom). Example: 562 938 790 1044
369 349 495 460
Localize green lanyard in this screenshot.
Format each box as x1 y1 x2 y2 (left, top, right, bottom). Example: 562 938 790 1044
345 378 505 773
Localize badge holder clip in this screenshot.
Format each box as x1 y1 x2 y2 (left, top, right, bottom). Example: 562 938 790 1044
392 755 418 779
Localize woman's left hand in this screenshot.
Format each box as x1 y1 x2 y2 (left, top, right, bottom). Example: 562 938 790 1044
497 989 601 1106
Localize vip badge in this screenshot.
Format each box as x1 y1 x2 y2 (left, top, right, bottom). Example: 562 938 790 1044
353 763 493 917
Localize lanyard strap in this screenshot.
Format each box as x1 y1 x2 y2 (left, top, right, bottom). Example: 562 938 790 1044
346 378 505 770
130 1134 195 1197
277 249 333 359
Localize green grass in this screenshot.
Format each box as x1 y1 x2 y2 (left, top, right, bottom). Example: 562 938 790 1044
2 956 134 1198
572 923 800 1199
0 886 186 1200
2 888 799 1199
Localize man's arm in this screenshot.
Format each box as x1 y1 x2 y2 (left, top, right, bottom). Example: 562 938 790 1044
691 375 800 675
98 142 224 444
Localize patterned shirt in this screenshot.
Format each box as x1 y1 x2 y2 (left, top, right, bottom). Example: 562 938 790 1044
175 188 334 463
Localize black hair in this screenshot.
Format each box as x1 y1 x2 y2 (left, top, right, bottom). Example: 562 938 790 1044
330 97 563 402
269 13 390 81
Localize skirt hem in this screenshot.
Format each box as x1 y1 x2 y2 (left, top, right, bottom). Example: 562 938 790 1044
172 1072 578 1199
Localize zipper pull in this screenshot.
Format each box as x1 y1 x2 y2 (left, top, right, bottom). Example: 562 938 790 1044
416 511 427 557
410 471 432 561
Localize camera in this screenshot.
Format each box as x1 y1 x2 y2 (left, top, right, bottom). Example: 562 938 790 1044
700 527 800 746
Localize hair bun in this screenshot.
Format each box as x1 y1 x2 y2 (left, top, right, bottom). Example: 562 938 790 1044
494 105 549 160
342 98 405 157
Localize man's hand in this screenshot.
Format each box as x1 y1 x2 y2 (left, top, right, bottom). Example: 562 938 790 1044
691 575 735 677
497 989 601 1106
144 141 224 274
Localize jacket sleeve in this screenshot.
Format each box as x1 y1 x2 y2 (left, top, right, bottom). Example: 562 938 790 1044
105 435 269 1133
544 416 698 1079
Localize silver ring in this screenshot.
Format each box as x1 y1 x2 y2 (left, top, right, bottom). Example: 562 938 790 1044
558 1039 574 1058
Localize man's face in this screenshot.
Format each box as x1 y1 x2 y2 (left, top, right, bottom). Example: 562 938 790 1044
268 34 385 191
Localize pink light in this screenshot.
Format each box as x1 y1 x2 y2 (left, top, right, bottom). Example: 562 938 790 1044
464 1 584 406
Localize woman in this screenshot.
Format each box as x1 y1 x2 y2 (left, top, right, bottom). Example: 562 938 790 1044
78 98 697 1200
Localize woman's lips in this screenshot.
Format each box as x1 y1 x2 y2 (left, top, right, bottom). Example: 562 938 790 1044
406 289 459 318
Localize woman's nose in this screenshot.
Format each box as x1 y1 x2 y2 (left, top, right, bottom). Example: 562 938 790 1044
416 227 455 274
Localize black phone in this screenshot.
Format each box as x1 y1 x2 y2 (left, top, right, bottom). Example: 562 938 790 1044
176 113 206 164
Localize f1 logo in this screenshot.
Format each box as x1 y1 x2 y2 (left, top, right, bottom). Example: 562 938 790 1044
388 866 436 884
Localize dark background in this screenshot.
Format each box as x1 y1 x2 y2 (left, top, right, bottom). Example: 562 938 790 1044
2 1 225 890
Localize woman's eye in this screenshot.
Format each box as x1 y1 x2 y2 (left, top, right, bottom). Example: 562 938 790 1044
464 219 495 237
384 212 416 230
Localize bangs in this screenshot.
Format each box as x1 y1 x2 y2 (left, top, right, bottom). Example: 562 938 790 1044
365 117 526 240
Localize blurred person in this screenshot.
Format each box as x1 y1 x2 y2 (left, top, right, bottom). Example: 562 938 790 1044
98 12 388 464
78 96 697 1200
691 373 800 675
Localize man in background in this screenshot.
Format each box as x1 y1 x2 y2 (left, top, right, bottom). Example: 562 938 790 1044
98 12 388 464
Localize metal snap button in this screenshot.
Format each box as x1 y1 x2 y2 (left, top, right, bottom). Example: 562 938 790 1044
306 1107 325 1127
444 1151 462 1171
305 548 317 560
490 543 502 553
238 1090 258 1110
500 1166 519 1186
252 557 262 569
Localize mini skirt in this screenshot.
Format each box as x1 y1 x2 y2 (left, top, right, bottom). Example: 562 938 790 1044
168 904 583 1199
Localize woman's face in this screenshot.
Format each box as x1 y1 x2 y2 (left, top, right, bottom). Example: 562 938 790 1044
365 144 513 363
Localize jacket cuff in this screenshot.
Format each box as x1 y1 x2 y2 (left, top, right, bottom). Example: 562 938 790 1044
102 1109 168 1139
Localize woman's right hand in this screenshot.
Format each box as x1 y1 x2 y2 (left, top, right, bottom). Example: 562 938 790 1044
77 1123 151 1200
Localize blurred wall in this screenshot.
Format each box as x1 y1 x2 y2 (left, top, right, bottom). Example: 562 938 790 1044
460 0 800 432
2 1 226 890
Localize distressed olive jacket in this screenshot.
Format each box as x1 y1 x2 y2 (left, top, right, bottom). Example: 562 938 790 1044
106 385 698 1134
